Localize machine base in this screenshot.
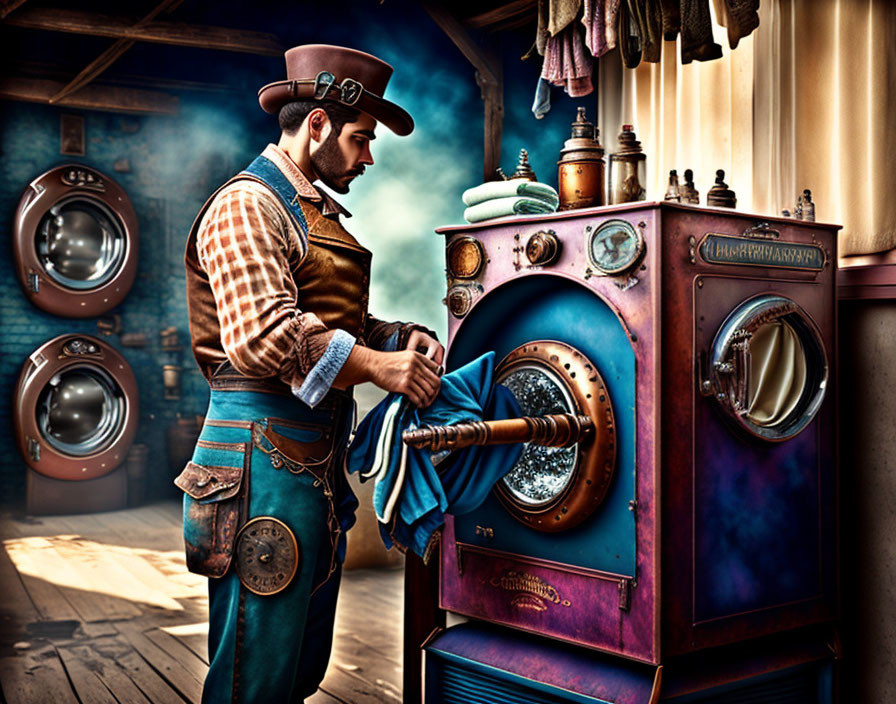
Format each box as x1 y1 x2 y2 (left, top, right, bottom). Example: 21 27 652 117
26 467 128 515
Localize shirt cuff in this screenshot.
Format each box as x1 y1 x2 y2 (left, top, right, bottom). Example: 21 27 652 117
294 329 356 407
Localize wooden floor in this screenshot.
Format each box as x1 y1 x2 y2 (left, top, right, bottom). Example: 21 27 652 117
0 502 403 703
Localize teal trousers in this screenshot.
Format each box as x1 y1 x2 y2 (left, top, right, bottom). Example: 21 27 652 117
184 390 356 703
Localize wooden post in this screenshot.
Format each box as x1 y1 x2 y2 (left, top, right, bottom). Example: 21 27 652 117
421 2 504 182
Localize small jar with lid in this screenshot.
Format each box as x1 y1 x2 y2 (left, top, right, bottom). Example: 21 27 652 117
608 125 647 204
557 107 605 210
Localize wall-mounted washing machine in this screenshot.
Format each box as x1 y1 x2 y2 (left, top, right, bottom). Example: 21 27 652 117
406 202 839 703
13 165 139 317
14 334 139 514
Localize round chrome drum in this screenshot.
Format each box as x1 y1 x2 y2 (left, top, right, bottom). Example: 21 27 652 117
36 365 126 457
493 341 616 532
36 197 126 290
709 295 828 441
497 365 578 507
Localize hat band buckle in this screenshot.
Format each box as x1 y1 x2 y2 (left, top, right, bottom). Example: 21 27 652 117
312 71 364 106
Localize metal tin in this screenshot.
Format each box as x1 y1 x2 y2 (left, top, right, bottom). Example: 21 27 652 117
557 107 605 210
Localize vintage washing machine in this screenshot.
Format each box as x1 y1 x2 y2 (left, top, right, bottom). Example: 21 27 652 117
13 164 139 317
14 334 139 515
406 203 839 703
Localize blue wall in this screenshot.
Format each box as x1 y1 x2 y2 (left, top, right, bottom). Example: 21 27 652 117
0 0 593 508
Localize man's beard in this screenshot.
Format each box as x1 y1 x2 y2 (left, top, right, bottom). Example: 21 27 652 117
311 129 364 194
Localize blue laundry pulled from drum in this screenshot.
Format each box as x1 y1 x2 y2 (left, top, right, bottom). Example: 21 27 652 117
346 352 524 559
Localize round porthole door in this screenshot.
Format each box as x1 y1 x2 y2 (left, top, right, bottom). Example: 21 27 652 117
493 340 616 532
708 295 828 441
14 335 139 480
13 165 138 317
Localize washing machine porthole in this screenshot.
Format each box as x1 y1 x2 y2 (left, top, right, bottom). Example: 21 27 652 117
36 365 126 457
492 340 617 533
36 197 126 290
14 165 139 317
708 295 828 441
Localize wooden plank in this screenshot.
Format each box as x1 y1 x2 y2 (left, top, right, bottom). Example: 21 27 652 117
144 627 207 683
4 538 83 623
308 687 350 703
59 644 152 704
116 649 188 704
419 0 504 181
159 622 208 664
51 0 183 103
0 0 28 20
48 536 183 612
0 645 78 704
464 0 535 29
4 537 140 622
56 645 119 704
117 624 203 703
0 77 179 114
7 7 283 55
0 543 39 626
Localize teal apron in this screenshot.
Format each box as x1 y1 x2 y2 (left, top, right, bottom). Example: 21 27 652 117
177 156 358 703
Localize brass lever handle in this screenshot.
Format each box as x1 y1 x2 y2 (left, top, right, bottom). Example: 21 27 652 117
402 413 594 453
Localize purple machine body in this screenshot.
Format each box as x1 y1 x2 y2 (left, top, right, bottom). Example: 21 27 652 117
412 203 839 703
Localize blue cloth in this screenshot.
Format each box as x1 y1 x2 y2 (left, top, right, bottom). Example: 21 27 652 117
241 155 354 408
532 77 552 119
346 352 524 558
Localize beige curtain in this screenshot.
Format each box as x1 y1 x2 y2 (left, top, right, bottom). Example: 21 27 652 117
609 0 896 257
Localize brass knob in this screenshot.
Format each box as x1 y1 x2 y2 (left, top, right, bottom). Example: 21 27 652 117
525 230 560 266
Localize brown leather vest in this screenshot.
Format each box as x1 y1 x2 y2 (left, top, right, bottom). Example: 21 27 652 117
184 176 371 392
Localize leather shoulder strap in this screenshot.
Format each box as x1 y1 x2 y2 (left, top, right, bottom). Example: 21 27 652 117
184 154 311 264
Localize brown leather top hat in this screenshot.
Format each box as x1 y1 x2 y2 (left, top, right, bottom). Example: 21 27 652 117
258 44 414 136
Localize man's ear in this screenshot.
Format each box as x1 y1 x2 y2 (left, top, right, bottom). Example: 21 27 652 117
307 108 332 146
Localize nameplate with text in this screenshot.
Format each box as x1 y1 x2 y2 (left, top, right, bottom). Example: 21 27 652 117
699 234 826 271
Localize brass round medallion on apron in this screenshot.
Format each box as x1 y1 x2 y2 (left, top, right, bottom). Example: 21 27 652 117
235 516 300 595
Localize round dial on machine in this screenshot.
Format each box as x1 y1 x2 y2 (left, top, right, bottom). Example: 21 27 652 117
585 219 644 275
708 294 828 441
494 340 616 532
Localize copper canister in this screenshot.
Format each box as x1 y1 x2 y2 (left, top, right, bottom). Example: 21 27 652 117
557 107 605 210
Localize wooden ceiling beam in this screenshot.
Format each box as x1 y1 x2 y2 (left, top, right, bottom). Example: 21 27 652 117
0 0 29 21
51 0 184 104
464 0 535 30
0 77 179 114
421 1 504 182
5 7 283 56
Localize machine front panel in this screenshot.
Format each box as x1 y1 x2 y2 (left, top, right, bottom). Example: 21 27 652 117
447 274 637 575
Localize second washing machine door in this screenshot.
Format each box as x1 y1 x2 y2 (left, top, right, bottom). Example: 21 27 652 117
15 335 139 480
708 294 828 441
14 165 138 317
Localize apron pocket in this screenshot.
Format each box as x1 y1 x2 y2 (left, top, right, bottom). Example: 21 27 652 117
176 457 247 578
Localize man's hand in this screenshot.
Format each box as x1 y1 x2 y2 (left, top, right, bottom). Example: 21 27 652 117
405 329 444 368
368 349 442 408
334 345 442 408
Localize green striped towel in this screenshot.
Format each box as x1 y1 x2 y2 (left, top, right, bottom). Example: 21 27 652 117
463 196 557 224
462 180 559 208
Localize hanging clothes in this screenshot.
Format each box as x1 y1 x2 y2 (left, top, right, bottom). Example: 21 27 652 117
541 20 594 97
548 0 584 36
660 0 681 40
624 0 663 63
712 0 760 49
346 352 525 560
680 0 724 63
582 0 620 58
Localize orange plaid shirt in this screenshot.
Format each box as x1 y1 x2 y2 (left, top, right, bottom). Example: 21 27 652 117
194 144 351 391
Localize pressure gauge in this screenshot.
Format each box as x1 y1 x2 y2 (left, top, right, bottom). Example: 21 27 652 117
446 236 484 279
586 219 644 275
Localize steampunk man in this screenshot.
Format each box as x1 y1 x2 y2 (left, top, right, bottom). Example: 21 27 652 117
177 44 443 702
